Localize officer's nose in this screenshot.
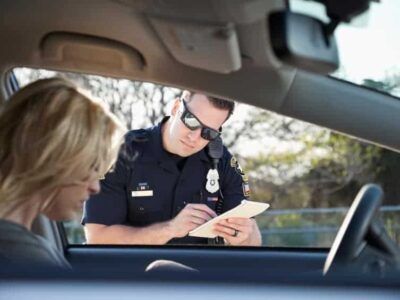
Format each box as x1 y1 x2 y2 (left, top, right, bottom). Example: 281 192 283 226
88 179 101 195
187 128 201 141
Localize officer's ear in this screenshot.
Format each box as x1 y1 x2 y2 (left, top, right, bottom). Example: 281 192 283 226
171 98 181 116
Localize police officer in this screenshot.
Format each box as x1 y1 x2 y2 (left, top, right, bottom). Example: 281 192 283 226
83 91 262 246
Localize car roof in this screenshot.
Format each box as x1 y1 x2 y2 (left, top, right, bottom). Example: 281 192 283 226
1 0 399 150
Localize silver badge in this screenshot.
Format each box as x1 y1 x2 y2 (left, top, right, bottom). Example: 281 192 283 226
206 168 219 193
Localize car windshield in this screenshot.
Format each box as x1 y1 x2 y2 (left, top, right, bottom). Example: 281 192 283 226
13 65 400 248
291 0 400 98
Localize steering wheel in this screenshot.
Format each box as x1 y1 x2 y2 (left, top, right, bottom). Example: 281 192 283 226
323 184 393 275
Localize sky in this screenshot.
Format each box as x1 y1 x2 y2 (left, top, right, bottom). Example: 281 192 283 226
292 0 400 83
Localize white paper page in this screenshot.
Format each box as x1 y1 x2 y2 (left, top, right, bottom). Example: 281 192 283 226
188 200 270 238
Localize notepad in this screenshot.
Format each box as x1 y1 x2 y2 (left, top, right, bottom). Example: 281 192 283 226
188 200 270 238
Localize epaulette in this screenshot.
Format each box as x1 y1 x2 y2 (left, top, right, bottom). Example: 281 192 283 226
128 129 150 143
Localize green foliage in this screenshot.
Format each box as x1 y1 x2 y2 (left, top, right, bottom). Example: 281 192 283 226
245 129 383 210
14 68 400 248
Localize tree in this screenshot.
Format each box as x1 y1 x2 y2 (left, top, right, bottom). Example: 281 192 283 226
14 67 400 209
14 68 180 130
362 75 400 204
15 67 293 152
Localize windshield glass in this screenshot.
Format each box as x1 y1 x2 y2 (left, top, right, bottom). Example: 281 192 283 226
12 67 400 248
291 0 400 98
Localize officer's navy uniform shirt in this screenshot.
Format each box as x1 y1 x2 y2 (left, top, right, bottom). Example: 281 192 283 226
83 118 247 244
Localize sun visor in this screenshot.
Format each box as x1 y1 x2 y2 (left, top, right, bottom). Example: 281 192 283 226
149 17 241 74
40 32 145 75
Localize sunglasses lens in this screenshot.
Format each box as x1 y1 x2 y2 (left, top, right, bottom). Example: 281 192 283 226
182 111 201 130
180 101 220 141
201 128 220 141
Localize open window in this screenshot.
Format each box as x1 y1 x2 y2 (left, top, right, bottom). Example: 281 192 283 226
11 67 400 250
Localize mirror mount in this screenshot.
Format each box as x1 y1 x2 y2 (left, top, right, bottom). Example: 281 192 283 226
269 0 378 74
269 11 339 74
315 0 378 35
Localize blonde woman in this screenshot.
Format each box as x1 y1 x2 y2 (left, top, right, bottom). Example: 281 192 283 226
0 78 125 267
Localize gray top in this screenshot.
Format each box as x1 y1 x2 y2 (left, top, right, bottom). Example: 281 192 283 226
0 219 70 268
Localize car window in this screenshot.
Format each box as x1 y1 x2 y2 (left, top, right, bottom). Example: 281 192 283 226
13 67 400 248
291 0 400 98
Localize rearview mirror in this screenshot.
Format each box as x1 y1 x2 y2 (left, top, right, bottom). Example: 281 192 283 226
269 11 339 74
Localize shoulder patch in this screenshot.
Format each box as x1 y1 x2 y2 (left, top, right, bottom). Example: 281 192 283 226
230 156 244 175
241 174 249 182
230 156 237 167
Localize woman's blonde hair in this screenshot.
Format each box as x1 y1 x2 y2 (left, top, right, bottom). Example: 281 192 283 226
0 78 126 208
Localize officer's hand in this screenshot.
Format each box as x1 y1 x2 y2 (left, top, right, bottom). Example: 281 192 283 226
213 218 262 246
169 204 217 238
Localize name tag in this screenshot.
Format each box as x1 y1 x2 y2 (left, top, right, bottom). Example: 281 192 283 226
132 190 153 197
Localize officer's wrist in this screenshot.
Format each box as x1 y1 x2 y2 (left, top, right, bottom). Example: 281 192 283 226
163 220 176 241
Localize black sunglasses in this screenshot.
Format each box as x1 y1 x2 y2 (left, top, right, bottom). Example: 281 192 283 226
180 99 221 141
